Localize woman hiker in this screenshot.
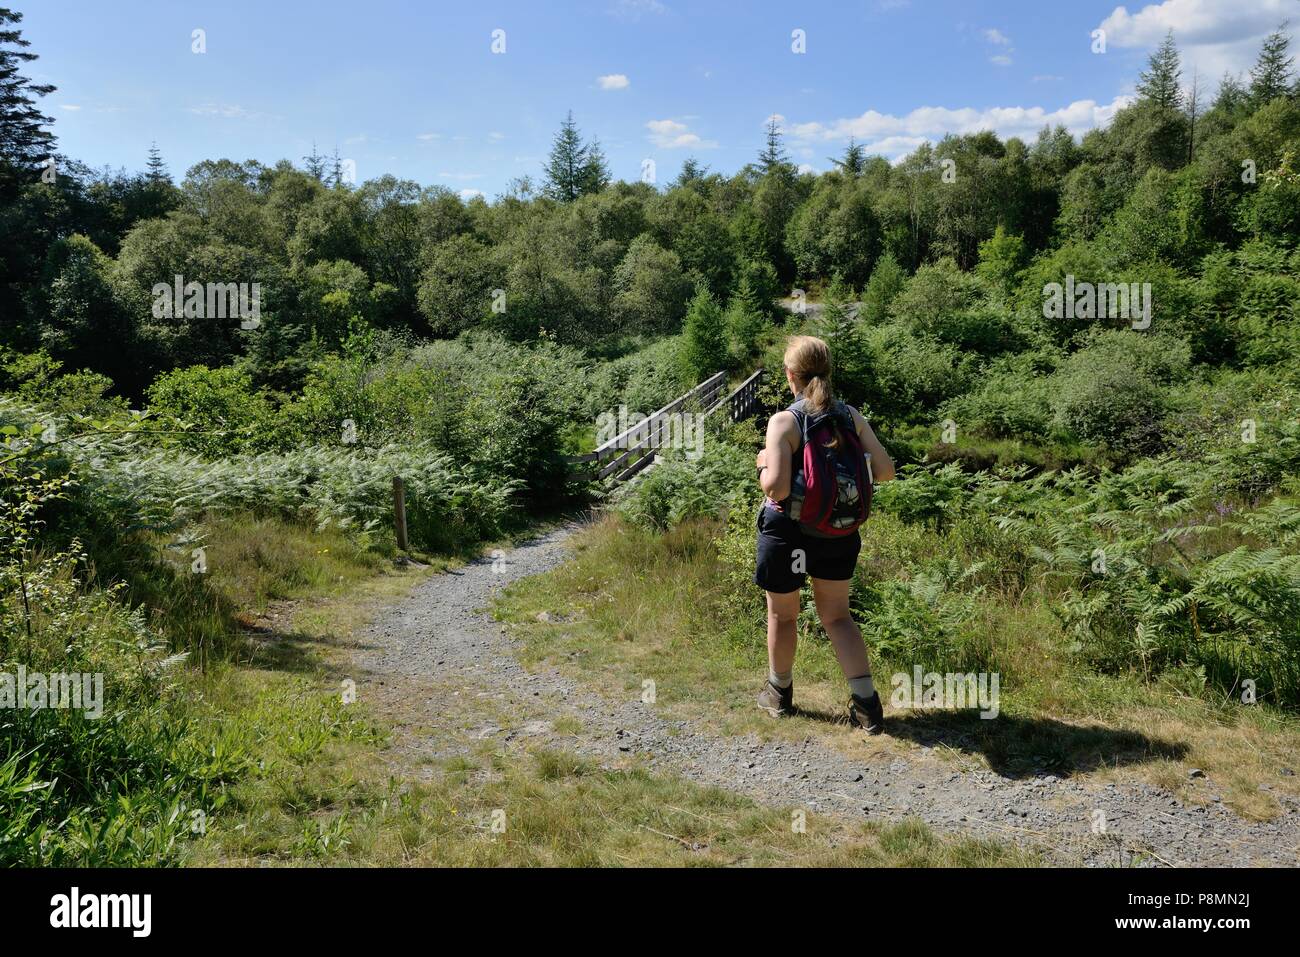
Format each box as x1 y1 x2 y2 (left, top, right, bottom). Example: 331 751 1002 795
753 335 896 733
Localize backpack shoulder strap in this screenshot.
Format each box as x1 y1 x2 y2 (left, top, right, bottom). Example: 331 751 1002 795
786 400 810 449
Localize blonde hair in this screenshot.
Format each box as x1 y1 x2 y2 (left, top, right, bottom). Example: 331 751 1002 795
783 335 835 414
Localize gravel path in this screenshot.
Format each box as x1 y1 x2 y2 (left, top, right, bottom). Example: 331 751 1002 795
353 524 1300 867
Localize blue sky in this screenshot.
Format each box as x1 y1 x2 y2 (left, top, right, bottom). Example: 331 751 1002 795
21 0 1298 198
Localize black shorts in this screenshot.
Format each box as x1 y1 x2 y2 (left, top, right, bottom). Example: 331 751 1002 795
754 505 862 594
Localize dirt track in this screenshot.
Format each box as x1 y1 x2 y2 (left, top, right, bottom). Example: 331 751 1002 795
351 524 1300 867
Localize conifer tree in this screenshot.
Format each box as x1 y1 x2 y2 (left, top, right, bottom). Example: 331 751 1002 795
146 141 169 183
675 157 707 187
680 282 728 382
758 116 788 171
0 7 56 173
860 251 905 324
578 137 610 195
817 275 869 408
831 138 865 177
543 111 588 202
1137 30 1183 111
303 142 327 181
724 272 770 364
1248 22 1294 108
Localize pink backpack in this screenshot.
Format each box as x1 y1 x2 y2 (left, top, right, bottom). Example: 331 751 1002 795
786 401 873 537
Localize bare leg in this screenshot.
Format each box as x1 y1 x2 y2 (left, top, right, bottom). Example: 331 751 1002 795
810 577 871 679
765 589 801 677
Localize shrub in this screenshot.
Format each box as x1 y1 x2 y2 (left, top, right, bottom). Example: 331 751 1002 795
613 235 692 334
1048 330 1190 454
678 284 728 384
615 434 753 531
888 258 991 328
857 322 975 427
146 364 279 456
0 455 239 865
944 351 1058 441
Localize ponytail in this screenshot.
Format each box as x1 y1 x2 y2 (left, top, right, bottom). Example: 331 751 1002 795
783 335 840 448
783 335 836 414
802 373 833 415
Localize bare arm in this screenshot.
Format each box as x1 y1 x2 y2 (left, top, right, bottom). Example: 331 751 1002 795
850 406 895 482
756 411 799 501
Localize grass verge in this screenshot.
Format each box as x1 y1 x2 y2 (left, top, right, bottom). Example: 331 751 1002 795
492 514 1300 820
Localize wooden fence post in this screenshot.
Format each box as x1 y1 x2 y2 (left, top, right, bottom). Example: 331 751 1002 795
392 476 408 551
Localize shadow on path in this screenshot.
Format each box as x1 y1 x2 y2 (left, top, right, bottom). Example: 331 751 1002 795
789 704 1187 779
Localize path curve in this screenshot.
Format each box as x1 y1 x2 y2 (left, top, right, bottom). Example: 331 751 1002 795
353 524 1300 867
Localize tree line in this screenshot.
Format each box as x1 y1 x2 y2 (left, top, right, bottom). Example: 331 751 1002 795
0 7 1297 404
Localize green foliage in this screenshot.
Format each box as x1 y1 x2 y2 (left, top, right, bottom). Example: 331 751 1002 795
614 235 692 334
784 178 879 287
886 258 1016 355
735 257 780 316
678 284 728 384
146 365 278 456
417 234 495 337
856 321 974 427
857 562 988 670
814 276 871 409
542 112 607 203
1049 330 1191 454
859 250 906 325
616 438 753 531
944 350 1058 441
586 336 687 423
0 449 237 865
974 225 1026 295
0 348 125 419
724 274 772 367
277 331 579 505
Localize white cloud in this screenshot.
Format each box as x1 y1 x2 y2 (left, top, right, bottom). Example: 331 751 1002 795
459 188 485 200
59 104 81 111
1096 0 1296 78
980 26 1015 65
1098 0 1291 46
786 96 1135 160
611 0 667 20
598 73 630 90
646 118 717 149
186 103 272 120
860 135 929 158
488 131 505 141
438 171 483 180
417 132 440 141
797 163 816 174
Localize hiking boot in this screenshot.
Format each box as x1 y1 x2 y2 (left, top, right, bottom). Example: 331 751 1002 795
849 691 885 735
757 679 793 717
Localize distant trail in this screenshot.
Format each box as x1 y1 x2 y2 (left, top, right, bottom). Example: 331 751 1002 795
352 524 1300 867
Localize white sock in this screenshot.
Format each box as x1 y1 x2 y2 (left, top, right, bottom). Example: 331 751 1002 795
848 673 876 700
769 669 793 689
